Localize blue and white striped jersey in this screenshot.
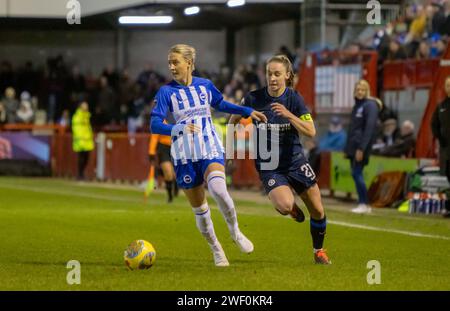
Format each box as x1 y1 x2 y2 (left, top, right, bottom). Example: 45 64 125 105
151 77 225 165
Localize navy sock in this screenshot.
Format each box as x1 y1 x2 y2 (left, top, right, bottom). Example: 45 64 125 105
310 216 327 250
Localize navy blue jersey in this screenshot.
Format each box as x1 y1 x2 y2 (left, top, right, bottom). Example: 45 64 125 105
242 87 311 171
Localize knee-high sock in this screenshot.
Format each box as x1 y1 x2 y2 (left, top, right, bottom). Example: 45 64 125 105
192 203 218 246
207 171 239 240
310 216 327 250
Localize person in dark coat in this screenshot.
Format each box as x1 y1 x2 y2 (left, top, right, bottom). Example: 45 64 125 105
431 76 450 217
344 80 381 214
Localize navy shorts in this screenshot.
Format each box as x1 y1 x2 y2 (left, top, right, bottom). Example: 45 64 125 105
174 158 225 189
259 162 317 195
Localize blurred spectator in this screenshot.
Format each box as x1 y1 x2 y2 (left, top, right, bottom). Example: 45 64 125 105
127 84 146 134
318 116 347 152
373 118 399 151
308 116 347 175
16 101 34 124
72 101 94 180
415 40 431 59
117 69 134 125
137 63 164 90
144 71 164 103
405 5 427 44
387 39 407 60
404 4 416 29
58 109 70 127
66 66 86 114
430 35 448 57
376 120 416 158
16 91 34 123
426 2 446 35
46 55 67 123
0 102 6 124
102 65 119 91
3 87 19 123
94 76 116 126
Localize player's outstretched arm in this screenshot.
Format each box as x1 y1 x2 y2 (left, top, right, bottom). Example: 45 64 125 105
213 100 250 116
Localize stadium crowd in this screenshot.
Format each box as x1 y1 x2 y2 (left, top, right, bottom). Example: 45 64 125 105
0 45 300 132
0 39 419 159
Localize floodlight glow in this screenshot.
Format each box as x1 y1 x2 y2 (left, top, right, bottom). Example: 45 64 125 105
184 6 200 16
118 16 173 24
227 0 246 8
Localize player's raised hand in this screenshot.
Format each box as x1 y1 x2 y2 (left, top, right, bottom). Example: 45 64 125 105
250 110 267 123
271 103 293 118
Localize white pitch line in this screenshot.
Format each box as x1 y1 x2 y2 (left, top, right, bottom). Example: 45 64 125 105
0 183 141 203
329 220 450 240
1 183 449 241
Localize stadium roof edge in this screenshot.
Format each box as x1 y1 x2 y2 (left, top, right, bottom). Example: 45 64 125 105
0 0 304 19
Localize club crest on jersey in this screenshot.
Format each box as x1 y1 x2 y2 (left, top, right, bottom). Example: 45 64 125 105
199 92 207 102
268 179 276 187
183 175 192 184
356 107 364 118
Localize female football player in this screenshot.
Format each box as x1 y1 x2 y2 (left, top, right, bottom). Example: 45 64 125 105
229 55 330 264
150 44 267 266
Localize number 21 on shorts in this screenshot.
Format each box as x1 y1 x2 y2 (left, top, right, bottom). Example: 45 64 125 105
300 163 316 180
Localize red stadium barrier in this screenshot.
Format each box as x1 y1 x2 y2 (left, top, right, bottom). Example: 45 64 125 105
0 123 67 135
52 133 150 181
52 133 97 179
383 58 440 90
51 131 263 187
103 133 150 181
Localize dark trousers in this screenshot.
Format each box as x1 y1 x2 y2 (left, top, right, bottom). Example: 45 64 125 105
350 160 369 205
77 151 90 179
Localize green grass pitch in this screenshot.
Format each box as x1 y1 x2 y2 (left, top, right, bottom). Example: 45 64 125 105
0 177 449 290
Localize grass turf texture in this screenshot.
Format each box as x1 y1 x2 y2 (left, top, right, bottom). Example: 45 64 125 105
0 177 449 290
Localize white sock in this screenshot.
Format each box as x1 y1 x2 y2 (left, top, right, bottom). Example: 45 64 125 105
192 203 218 246
207 171 240 240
